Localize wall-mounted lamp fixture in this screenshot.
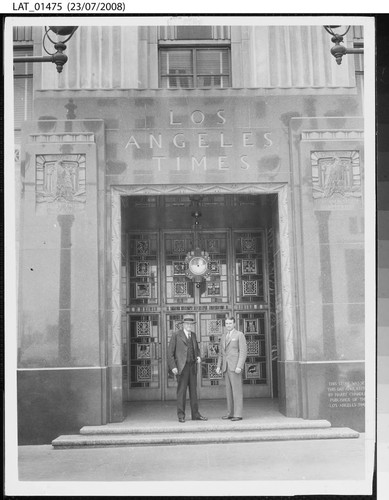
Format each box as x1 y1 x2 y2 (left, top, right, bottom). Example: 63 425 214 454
324 25 364 65
13 26 78 73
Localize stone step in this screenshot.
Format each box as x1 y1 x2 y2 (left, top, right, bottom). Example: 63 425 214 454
79 419 332 435
52 427 359 449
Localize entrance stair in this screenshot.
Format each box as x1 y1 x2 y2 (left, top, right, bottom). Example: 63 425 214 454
51 399 359 449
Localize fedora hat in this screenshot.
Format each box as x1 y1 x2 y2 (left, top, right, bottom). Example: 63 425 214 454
182 314 196 324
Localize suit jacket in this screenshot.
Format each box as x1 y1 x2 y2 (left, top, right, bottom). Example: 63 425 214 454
217 329 247 373
168 329 200 375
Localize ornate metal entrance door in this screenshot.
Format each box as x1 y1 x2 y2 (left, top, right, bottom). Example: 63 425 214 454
163 230 231 400
126 314 162 400
123 232 163 401
233 231 272 397
123 227 273 401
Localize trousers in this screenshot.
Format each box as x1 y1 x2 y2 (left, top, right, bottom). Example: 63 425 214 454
176 362 199 418
225 369 243 418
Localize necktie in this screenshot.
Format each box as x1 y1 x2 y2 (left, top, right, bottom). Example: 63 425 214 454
186 332 195 362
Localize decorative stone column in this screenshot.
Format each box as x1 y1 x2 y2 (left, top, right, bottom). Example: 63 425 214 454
57 214 74 365
17 119 107 444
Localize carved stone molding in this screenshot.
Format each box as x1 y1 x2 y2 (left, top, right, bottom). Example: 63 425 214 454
301 130 363 141
111 188 122 365
110 183 294 366
278 184 294 361
29 133 95 143
111 183 286 196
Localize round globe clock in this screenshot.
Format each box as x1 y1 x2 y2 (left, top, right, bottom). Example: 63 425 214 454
185 248 211 283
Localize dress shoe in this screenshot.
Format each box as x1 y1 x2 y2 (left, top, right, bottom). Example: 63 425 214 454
221 416 233 420
192 415 208 421
178 417 185 423
231 417 242 421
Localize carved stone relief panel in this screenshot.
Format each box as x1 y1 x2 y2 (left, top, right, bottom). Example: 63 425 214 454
311 151 362 210
36 154 86 214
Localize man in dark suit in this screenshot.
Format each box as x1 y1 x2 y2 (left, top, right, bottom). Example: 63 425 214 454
168 314 208 423
216 316 247 421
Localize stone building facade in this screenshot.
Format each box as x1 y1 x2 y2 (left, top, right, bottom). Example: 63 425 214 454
13 21 368 444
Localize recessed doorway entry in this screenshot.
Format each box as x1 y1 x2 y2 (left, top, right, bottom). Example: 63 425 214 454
119 192 281 403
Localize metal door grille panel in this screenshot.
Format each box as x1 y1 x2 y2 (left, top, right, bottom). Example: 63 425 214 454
128 233 159 305
234 231 265 303
165 233 195 305
200 313 228 387
236 312 268 385
128 315 160 389
200 231 228 304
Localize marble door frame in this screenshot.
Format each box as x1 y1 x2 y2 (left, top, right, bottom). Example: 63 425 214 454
109 183 295 421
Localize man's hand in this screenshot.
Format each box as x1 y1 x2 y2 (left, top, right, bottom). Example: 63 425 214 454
235 367 242 374
196 356 201 364
172 368 178 375
216 367 221 374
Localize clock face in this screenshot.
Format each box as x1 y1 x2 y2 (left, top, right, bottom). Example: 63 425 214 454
189 256 208 275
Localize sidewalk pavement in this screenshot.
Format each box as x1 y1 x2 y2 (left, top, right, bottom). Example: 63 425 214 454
9 434 373 497
18 435 366 482
7 399 375 496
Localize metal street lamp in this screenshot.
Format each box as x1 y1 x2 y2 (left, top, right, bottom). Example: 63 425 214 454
13 26 78 73
324 25 364 65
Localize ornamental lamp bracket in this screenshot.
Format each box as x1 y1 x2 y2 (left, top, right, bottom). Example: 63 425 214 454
13 26 78 73
324 25 364 65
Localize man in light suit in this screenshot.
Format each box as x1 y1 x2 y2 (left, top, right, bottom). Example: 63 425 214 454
167 314 208 423
216 317 247 421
